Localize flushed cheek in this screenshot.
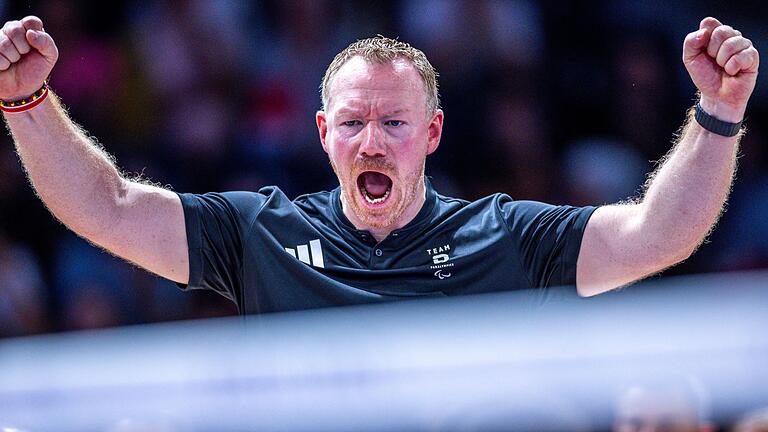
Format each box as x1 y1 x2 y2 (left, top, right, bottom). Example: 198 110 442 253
327 147 354 176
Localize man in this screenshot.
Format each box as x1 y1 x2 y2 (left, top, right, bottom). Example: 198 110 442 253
0 16 759 314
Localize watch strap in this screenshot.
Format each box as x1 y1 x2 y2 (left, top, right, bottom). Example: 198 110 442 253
694 102 743 137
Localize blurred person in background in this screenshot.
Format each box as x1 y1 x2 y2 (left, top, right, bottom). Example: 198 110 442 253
0 14 759 314
0 228 47 337
732 407 768 432
613 377 714 432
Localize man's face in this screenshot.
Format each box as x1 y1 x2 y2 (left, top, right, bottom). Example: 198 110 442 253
316 56 443 233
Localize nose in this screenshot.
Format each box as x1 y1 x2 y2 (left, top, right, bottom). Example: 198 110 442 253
358 122 386 158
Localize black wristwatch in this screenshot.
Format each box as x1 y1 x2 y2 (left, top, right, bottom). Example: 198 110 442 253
694 102 743 137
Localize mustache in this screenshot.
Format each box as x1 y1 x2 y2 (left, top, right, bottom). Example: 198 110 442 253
353 157 396 174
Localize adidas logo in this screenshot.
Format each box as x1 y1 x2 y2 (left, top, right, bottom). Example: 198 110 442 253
285 239 325 268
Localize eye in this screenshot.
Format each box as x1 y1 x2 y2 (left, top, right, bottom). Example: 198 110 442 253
385 120 404 127
342 120 362 127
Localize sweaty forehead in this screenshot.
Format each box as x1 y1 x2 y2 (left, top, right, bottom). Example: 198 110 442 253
327 56 425 111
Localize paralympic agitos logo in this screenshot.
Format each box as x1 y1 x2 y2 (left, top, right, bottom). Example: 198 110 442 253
427 243 454 279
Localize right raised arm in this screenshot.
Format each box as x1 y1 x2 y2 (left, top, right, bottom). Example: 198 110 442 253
1 16 190 284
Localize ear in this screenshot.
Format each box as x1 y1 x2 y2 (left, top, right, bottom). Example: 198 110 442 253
316 110 329 153
426 109 444 155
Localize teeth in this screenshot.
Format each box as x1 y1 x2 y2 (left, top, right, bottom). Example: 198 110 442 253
362 187 390 204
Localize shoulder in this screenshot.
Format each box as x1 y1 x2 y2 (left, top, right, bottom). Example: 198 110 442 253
179 187 289 211
449 192 597 232
430 189 470 216
494 194 598 236
176 187 296 228
434 192 511 217
428 191 513 224
292 189 335 217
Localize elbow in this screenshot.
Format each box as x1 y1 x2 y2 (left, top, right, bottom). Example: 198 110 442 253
635 210 704 272
660 231 703 267
660 243 698 271
638 239 698 279
673 243 698 264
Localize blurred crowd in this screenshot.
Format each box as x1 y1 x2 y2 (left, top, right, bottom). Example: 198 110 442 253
0 0 767 339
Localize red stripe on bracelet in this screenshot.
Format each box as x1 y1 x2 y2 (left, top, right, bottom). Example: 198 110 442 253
0 84 50 113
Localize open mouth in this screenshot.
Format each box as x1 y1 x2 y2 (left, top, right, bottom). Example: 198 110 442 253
357 171 393 205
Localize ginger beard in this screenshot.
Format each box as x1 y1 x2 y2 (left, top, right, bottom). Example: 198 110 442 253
330 155 425 230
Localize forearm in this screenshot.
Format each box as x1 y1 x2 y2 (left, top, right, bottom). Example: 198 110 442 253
4 92 128 239
636 103 740 260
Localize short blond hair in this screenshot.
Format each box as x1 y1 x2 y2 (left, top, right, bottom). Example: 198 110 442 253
320 35 440 114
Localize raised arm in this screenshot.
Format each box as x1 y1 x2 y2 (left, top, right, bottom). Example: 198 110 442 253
1 16 189 283
576 17 759 296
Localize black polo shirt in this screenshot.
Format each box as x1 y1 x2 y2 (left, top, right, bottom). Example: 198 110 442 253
177 181 596 314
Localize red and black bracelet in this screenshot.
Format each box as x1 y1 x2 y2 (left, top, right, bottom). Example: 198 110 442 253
0 83 49 113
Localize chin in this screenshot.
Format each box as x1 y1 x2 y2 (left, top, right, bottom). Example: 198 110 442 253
335 162 425 231
349 193 401 229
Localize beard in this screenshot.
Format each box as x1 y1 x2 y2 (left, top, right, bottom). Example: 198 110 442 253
330 156 425 230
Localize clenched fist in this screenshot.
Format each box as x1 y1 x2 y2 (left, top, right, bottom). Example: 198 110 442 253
684 17 759 123
0 16 58 102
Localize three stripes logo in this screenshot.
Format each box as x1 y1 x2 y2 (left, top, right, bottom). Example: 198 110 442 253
284 239 325 269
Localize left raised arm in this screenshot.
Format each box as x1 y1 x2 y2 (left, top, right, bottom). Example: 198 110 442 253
576 17 759 296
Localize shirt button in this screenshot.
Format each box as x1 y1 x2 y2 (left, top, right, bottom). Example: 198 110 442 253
375 249 383 257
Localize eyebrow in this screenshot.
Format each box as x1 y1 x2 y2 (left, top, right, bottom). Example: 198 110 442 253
384 109 409 117
335 108 410 117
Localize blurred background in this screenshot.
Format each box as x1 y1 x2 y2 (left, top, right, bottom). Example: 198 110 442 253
0 0 766 338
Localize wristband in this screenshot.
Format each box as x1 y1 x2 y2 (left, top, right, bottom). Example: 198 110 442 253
694 102 743 137
0 83 49 113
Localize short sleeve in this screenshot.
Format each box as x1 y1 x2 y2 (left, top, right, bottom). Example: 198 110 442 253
176 191 269 303
498 197 597 288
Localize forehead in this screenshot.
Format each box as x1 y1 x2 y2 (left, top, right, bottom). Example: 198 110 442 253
327 56 425 112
